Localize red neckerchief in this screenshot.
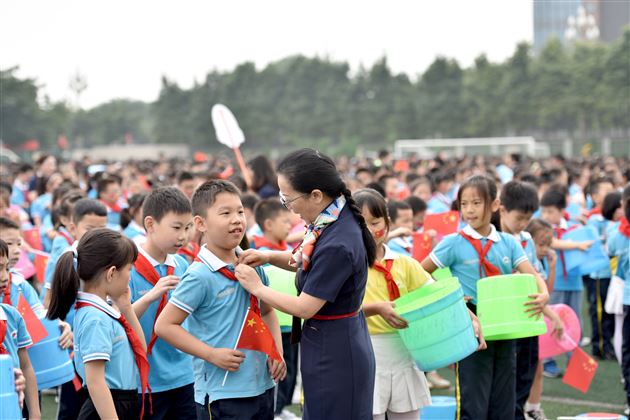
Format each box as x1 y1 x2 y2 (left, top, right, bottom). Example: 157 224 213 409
554 224 579 278
0 320 8 355
619 217 630 238
57 229 74 246
133 253 174 355
2 272 12 305
459 231 502 278
252 236 288 252
372 259 401 300
586 208 602 219
75 301 152 418
177 242 200 262
100 199 122 213
217 267 260 315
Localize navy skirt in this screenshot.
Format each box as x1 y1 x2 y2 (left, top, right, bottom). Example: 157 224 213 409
300 312 375 420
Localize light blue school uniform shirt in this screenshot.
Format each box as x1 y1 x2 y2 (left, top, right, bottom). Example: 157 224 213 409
516 231 537 266
552 218 583 292
129 247 193 392
39 214 54 252
387 236 413 258
30 193 51 223
427 195 451 214
73 292 139 390
7 270 45 317
42 228 75 297
123 221 146 241
10 180 28 207
0 303 32 368
430 224 528 304
170 245 275 404
42 241 79 326
585 214 612 279
607 227 630 304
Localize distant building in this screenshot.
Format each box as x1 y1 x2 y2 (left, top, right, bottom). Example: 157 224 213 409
533 0 630 52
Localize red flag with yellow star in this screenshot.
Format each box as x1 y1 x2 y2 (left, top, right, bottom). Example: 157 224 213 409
17 294 48 345
412 232 433 263
562 346 598 393
424 211 460 236
236 308 282 363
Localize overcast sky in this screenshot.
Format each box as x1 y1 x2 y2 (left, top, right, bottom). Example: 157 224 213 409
2 0 533 109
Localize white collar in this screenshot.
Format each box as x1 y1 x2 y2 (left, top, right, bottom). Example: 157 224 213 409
138 245 177 268
76 291 120 319
382 244 400 261
0 305 6 320
197 244 242 272
514 231 532 241
8 270 26 284
558 218 568 230
462 224 501 243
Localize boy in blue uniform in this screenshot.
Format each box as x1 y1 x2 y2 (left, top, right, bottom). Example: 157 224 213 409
155 180 285 420
583 177 616 360
386 200 414 257
129 187 196 419
0 239 41 418
98 174 125 231
540 188 593 378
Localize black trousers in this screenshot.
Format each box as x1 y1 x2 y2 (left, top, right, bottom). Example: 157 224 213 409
78 389 139 420
276 332 299 414
141 383 196 420
622 305 630 406
584 276 615 357
196 387 274 420
457 339 516 420
514 336 539 420
58 379 89 420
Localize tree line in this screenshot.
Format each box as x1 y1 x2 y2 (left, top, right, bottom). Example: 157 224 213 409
1 29 628 156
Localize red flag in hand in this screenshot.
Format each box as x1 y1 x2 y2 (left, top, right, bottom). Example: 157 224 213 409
22 228 43 251
412 232 432 263
17 294 48 345
562 346 598 393
34 252 49 282
236 308 282 363
424 211 460 237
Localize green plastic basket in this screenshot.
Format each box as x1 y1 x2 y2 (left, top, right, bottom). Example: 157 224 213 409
264 265 297 328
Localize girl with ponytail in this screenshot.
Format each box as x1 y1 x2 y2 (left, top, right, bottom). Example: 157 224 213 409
236 148 376 419
47 228 149 420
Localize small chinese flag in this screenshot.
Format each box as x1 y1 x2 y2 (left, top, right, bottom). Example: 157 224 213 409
17 295 48 345
562 346 598 393
22 228 43 251
424 211 460 237
236 308 282 363
412 232 432 263
34 253 49 282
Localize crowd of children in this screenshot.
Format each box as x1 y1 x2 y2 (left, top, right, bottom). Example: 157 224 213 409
0 150 629 420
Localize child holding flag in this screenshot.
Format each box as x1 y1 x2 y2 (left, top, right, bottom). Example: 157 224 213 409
129 187 195 419
47 229 147 420
0 239 41 419
155 180 284 420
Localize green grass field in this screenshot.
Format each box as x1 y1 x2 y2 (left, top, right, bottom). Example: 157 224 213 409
39 299 625 420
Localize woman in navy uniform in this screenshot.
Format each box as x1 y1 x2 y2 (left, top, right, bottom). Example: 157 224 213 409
236 148 376 419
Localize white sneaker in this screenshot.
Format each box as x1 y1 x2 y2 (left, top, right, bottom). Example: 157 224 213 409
526 408 548 420
278 409 300 419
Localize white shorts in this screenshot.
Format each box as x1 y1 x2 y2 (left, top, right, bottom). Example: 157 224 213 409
370 333 432 415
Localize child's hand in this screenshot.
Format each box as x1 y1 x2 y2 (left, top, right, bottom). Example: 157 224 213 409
238 249 270 267
546 249 557 267
388 227 412 239
549 311 565 339
57 320 73 349
207 348 245 371
577 240 594 252
267 358 287 382
235 264 264 296
148 275 180 301
112 286 133 312
524 292 549 317
13 368 25 408
425 229 438 238
469 310 487 351
377 301 408 329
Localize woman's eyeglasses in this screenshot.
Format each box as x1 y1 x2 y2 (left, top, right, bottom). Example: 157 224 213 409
279 193 309 209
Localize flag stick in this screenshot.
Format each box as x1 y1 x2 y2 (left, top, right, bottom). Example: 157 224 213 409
232 146 251 187
222 307 250 387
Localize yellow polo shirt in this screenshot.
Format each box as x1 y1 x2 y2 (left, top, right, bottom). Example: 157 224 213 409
364 245 432 335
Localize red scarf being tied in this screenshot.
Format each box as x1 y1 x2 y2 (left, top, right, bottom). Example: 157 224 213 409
217 267 260 314
619 217 630 238
372 259 401 301
252 236 288 252
459 231 502 278
134 253 174 355
75 301 152 418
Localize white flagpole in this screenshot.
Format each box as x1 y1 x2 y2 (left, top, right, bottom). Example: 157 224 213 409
222 307 250 387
